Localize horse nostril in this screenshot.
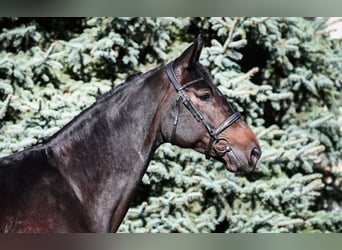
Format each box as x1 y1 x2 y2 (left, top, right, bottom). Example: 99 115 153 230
249 147 261 166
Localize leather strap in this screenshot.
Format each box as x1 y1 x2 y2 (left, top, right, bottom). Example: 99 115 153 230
166 61 240 159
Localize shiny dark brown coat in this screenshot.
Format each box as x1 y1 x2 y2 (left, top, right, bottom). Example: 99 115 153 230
0 35 261 232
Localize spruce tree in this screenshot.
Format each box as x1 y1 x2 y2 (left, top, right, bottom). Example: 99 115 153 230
0 17 341 232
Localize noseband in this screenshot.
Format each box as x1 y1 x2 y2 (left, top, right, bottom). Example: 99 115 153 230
166 61 241 159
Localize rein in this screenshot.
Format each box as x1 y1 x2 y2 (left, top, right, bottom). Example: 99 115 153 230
166 61 241 159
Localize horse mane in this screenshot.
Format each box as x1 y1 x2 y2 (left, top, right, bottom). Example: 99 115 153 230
42 65 162 144
96 65 162 104
0 145 46 169
0 64 164 168
95 72 143 102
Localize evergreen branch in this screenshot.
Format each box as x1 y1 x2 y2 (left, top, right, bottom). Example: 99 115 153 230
291 173 322 184
233 67 259 86
222 17 241 54
260 148 284 161
276 219 303 227
309 114 335 128
0 95 11 120
295 141 323 158
256 124 279 139
44 43 56 61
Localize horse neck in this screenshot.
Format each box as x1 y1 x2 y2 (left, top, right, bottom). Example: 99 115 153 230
46 70 169 231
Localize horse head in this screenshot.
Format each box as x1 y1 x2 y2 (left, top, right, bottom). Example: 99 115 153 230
161 35 261 173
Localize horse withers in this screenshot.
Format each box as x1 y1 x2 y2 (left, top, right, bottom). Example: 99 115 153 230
0 35 261 232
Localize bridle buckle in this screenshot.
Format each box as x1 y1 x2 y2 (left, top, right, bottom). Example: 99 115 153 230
213 138 232 156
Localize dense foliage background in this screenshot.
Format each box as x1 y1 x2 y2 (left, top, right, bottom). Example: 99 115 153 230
0 17 341 232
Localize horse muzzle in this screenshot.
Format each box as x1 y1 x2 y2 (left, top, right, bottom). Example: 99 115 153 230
213 137 261 173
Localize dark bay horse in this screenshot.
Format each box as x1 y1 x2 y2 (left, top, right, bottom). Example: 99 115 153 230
0 35 261 233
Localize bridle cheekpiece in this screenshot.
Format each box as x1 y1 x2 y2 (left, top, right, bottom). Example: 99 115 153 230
165 61 241 159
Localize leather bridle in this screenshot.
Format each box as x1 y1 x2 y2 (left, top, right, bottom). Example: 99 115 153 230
166 61 241 159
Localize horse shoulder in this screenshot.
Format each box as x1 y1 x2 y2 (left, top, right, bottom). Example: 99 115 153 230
0 146 91 232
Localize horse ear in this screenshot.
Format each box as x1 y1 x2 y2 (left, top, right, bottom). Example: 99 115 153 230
175 34 203 70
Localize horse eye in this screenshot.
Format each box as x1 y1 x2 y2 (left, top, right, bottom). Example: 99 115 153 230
198 93 211 101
